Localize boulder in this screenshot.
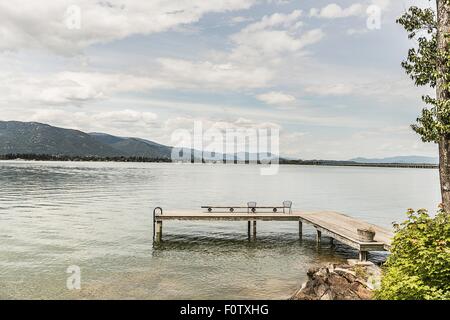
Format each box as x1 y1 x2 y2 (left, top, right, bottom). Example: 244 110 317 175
291 262 379 300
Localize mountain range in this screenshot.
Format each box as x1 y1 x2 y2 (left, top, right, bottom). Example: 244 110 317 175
0 121 172 159
0 121 439 164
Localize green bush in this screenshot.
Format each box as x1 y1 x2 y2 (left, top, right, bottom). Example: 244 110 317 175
375 208 450 300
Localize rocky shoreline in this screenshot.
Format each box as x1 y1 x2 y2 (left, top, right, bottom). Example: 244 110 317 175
291 260 382 300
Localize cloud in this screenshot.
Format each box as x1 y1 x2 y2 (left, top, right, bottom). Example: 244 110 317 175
92 109 157 124
0 8 327 108
229 11 324 62
309 3 364 19
241 10 302 32
304 83 354 96
302 74 431 100
156 58 272 90
0 71 169 106
0 61 273 109
0 0 256 55
120 10 325 93
21 108 158 135
256 91 296 105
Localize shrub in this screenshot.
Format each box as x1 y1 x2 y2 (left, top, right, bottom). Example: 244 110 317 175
375 208 450 300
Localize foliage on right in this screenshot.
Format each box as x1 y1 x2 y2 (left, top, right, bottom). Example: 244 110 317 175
375 208 450 300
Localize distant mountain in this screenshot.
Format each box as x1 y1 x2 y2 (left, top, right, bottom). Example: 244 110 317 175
89 133 172 159
350 156 438 164
0 121 173 159
0 121 123 157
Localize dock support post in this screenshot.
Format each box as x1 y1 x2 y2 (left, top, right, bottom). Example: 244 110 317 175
298 221 303 239
252 221 257 240
316 229 321 244
247 221 251 240
330 238 334 246
359 251 368 262
155 221 163 243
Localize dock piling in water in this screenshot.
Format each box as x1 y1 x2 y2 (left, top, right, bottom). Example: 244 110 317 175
155 221 163 243
299 221 303 239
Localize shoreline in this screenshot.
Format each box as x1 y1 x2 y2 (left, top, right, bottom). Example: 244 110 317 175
0 157 438 169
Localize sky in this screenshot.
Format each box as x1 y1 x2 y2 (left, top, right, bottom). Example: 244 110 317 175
0 0 439 160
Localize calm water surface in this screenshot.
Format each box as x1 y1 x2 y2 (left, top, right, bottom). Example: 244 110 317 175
0 161 440 299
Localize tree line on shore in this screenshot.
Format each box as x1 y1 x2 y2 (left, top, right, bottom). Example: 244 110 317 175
0 153 172 163
0 153 439 168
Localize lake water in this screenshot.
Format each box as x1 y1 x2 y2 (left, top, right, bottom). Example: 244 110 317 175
0 161 441 299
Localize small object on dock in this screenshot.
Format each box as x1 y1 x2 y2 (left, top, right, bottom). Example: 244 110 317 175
357 228 376 242
283 200 292 214
247 201 257 213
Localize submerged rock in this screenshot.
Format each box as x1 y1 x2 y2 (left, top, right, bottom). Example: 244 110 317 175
291 262 380 300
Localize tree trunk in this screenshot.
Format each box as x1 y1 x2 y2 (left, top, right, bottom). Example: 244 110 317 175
439 136 450 212
436 0 450 212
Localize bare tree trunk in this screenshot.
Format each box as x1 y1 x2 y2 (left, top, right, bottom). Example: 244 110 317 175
436 0 450 211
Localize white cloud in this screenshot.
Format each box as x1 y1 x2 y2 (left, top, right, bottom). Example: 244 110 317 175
256 91 296 105
0 8 327 108
242 10 302 32
0 71 169 106
92 109 157 124
0 0 256 55
21 108 160 142
229 11 324 62
304 83 354 96
156 58 272 90
309 3 364 19
0 61 273 108
124 10 325 93
302 74 432 99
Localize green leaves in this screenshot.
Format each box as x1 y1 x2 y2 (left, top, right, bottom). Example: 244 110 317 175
396 7 437 38
412 99 450 142
375 209 450 300
398 4 450 143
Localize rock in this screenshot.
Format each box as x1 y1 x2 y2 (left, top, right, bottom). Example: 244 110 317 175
291 262 380 300
320 290 334 300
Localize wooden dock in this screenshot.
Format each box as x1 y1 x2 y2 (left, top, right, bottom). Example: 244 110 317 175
152 208 393 261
